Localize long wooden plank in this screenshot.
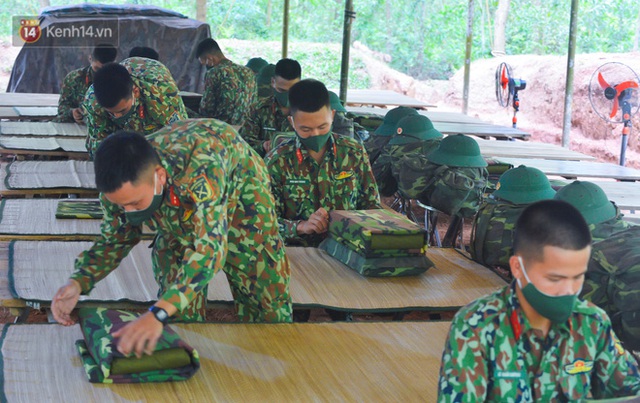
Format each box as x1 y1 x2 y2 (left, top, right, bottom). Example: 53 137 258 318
331 89 434 108
496 158 640 181
0 321 450 402
475 138 595 161
0 93 59 107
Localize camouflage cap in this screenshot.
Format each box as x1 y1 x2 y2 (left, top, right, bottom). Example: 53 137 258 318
389 114 443 145
427 133 487 167
246 57 269 74
554 180 617 225
328 91 347 113
493 165 556 204
257 63 276 86
374 106 419 137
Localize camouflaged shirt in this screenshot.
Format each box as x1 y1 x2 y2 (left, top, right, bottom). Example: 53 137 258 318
54 65 93 123
71 119 290 318
363 135 393 166
198 59 257 126
265 133 381 247
438 282 640 402
84 57 187 157
240 95 291 157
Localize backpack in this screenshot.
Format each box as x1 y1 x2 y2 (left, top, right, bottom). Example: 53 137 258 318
581 225 640 351
419 163 489 218
590 204 632 243
469 198 528 270
373 140 441 197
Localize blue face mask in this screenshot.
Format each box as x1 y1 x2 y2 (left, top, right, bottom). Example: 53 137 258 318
125 173 163 226
516 256 581 324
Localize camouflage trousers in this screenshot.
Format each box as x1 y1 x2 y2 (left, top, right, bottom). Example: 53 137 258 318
152 233 292 323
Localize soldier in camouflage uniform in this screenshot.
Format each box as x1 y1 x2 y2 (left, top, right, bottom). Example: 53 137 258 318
245 57 268 75
240 58 301 157
54 44 117 124
363 106 418 165
372 114 442 197
196 38 257 126
555 180 632 243
439 200 640 402
256 63 276 100
83 58 187 158
265 79 381 248
52 119 292 358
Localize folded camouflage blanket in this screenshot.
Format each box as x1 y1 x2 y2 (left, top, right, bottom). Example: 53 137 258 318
75 308 200 383
328 209 427 257
320 237 433 277
55 199 103 219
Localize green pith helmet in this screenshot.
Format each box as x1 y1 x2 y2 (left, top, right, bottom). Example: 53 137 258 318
389 114 443 145
554 180 617 225
427 133 487 168
373 106 419 137
492 165 556 204
328 91 347 113
246 57 268 74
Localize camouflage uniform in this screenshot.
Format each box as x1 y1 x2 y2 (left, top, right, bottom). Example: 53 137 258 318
84 57 187 158
71 119 292 323
265 133 381 247
363 135 393 166
240 95 291 157
76 308 200 383
198 59 257 126
438 282 640 402
590 211 633 243
373 140 441 197
54 65 93 123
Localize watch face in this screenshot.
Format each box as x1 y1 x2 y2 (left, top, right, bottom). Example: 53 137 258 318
151 306 168 323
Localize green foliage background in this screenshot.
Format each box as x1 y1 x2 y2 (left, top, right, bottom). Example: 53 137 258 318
2 0 639 82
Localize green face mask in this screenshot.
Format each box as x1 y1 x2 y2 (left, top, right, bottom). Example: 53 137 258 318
516 256 580 324
111 96 137 126
273 89 289 107
125 173 163 226
297 132 331 153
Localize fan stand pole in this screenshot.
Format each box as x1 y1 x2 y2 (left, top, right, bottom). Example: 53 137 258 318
512 90 520 128
620 121 631 166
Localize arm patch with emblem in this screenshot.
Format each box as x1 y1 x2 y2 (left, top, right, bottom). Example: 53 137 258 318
189 174 215 203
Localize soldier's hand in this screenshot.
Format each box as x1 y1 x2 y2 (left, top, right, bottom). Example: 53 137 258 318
72 108 84 124
113 312 164 358
51 279 81 326
263 140 272 153
297 208 329 235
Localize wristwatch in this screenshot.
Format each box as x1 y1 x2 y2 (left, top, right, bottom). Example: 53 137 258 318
149 306 169 325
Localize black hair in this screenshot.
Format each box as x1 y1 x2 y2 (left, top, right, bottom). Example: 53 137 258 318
91 43 118 64
288 79 331 115
92 63 133 108
274 58 301 81
196 38 222 58
94 131 160 193
128 46 159 61
513 199 591 262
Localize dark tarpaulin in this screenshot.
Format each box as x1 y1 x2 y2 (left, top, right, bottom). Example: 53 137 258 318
7 4 210 93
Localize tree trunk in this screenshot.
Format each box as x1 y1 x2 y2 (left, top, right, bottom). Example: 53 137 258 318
634 5 640 51
492 0 511 56
196 0 207 22
385 1 392 56
266 0 272 27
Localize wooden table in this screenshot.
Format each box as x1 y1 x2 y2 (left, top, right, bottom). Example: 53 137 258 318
347 106 485 125
332 89 435 109
434 121 530 140
0 106 57 121
474 138 596 161
495 158 640 181
0 243 506 317
0 93 59 107
0 321 450 402
589 180 640 211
